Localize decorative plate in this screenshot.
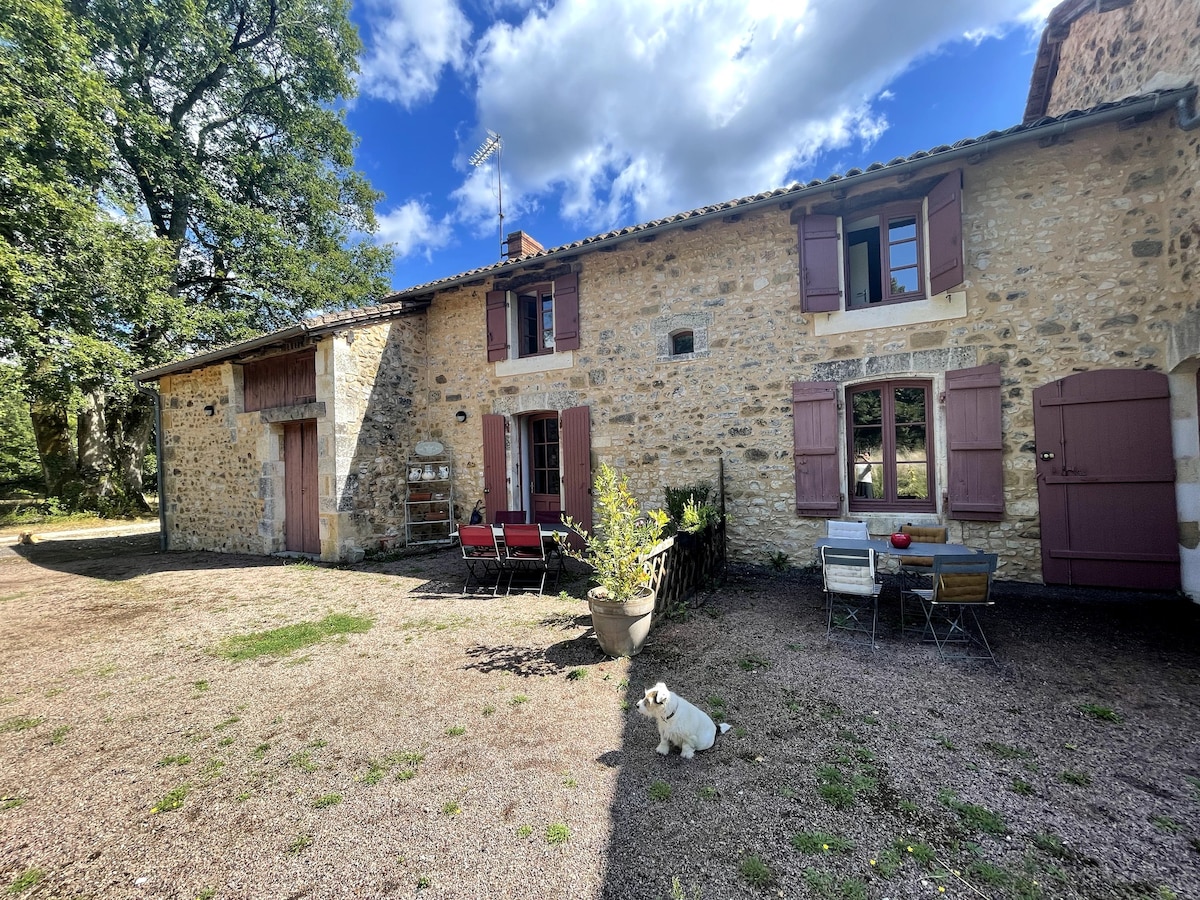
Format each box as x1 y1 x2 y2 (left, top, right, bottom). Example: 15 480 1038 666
414 440 445 458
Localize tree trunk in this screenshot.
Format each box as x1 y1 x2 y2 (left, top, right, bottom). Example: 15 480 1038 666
77 390 115 504
113 396 154 510
30 401 78 498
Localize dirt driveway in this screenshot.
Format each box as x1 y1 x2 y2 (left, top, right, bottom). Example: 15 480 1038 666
1 533 1198 900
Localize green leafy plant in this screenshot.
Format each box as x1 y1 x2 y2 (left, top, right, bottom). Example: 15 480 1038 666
664 483 712 527
649 780 672 801
8 869 44 894
545 823 570 845
791 831 855 853
150 784 189 814
562 464 668 602
678 496 720 533
739 854 774 887
1078 703 1121 723
767 550 790 571
313 793 341 809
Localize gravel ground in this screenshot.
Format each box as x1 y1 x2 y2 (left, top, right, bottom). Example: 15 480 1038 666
0 533 1198 900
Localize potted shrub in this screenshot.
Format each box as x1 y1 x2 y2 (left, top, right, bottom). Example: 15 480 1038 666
562 464 668 657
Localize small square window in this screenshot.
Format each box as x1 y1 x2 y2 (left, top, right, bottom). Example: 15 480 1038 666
671 331 694 356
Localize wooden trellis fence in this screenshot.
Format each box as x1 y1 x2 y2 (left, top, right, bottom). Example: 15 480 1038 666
645 518 727 621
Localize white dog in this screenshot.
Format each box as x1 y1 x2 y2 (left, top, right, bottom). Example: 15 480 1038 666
635 682 731 759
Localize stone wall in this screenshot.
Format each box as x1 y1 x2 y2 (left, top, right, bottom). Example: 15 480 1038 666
1047 0 1200 115
159 364 274 554
411 113 1196 584
156 103 1200 592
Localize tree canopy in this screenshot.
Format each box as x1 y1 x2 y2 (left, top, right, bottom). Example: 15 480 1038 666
0 0 394 509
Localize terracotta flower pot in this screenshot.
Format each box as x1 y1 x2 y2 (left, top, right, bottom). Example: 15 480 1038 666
586 587 656 658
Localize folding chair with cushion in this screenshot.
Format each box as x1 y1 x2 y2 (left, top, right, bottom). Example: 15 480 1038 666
501 524 556 595
493 510 527 525
826 520 869 541
821 545 883 649
458 524 504 596
906 553 999 664
897 523 948 630
533 509 564 525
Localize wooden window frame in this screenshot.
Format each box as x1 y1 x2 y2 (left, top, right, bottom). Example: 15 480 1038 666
516 285 555 358
846 379 935 514
845 202 925 308
670 329 695 356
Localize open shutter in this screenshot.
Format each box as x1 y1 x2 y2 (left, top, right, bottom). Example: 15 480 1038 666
945 364 1003 521
560 405 591 545
798 215 842 313
792 381 841 515
553 272 580 351
486 290 508 362
927 170 963 295
482 413 507 523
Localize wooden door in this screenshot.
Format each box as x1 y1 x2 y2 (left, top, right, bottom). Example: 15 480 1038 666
1033 370 1178 590
529 413 561 517
284 420 320 555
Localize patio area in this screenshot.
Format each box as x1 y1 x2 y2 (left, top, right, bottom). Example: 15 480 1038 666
0 533 1197 899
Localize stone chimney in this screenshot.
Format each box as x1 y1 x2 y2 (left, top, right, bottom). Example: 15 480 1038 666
504 230 544 260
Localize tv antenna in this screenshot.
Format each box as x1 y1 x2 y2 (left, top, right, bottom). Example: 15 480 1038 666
469 130 503 259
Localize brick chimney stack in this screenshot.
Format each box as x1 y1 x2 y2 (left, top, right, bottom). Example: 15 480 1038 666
504 230 544 260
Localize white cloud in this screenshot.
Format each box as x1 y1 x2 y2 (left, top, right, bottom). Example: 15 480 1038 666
375 201 455 259
461 0 1038 231
358 0 473 107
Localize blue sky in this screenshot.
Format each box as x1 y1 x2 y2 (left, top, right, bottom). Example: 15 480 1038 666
345 0 1058 295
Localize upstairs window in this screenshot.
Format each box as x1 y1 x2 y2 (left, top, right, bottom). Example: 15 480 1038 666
487 272 579 362
798 169 962 313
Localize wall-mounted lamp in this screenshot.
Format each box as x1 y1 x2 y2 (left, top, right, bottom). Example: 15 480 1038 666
203 405 215 417
455 410 468 423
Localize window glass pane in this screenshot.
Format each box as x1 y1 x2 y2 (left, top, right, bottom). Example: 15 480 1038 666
895 462 928 499
852 389 883 426
896 423 927 458
893 387 926 424
672 331 694 355
890 268 919 294
889 217 917 241
890 241 917 269
854 458 878 499
541 293 554 349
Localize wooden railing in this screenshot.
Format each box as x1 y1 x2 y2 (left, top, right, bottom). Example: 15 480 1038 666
645 519 727 621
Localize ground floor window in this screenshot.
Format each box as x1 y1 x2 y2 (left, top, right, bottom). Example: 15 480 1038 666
847 380 934 512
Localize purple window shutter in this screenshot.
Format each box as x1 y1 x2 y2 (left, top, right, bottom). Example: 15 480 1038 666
553 273 580 351
798 215 841 313
486 290 508 362
792 381 841 515
946 364 1003 521
482 413 507 523
560 405 592 544
927 170 963 295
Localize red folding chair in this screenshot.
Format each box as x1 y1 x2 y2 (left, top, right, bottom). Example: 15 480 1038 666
501 524 554 595
493 510 527 525
458 524 504 596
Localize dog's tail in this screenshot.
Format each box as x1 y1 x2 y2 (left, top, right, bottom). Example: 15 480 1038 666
717 723 732 735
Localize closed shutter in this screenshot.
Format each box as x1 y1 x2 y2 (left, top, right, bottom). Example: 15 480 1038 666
792 381 841 515
798 215 841 313
482 413 507 522
927 170 964 295
486 290 508 362
945 364 1003 521
560 405 592 544
553 272 580 351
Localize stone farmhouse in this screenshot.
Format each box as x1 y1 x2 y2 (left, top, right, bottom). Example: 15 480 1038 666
137 0 1200 600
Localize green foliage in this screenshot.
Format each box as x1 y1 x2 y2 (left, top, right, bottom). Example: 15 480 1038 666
8 869 44 894
649 780 672 801
664 483 712 526
939 789 1007 834
678 496 720 533
562 464 668 602
0 366 39 484
545 823 570 845
738 854 774 887
767 550 790 571
791 831 855 854
150 783 189 813
1 0 393 506
1078 703 1121 723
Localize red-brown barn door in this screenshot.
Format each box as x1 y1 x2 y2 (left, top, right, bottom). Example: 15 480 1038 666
283 420 320 555
1034 370 1178 590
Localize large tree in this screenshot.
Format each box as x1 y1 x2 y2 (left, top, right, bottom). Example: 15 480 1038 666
0 0 393 511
